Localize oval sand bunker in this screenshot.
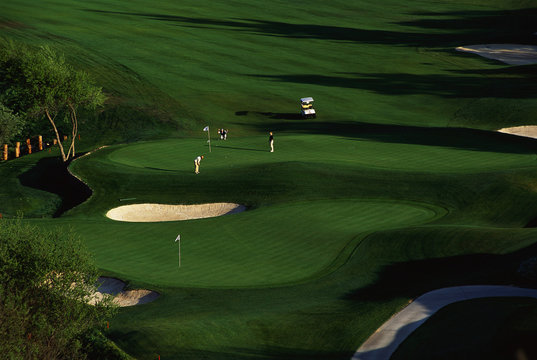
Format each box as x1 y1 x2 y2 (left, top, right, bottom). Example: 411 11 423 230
106 203 246 222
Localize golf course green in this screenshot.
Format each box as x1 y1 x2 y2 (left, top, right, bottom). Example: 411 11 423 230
2 0 537 358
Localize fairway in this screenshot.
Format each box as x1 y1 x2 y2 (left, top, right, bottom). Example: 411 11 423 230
2 0 537 359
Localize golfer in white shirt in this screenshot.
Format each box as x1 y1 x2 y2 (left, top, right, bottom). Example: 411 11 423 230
194 155 204 174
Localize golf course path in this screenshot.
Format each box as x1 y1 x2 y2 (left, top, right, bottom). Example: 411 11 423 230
352 286 537 360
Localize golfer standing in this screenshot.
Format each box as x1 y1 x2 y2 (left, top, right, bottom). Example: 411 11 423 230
269 132 274 152
194 155 204 174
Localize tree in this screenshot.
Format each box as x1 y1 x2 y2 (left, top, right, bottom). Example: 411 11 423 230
0 102 23 145
0 42 105 162
0 219 116 359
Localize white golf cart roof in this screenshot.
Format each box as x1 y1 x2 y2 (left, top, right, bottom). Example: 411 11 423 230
300 97 314 103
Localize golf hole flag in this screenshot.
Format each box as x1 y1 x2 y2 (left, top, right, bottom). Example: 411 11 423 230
175 234 181 268
203 126 211 152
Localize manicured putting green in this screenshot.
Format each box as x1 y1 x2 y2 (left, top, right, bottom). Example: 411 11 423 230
33 199 438 287
107 135 537 173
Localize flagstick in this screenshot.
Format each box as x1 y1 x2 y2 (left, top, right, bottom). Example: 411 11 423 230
208 126 211 152
175 234 181 268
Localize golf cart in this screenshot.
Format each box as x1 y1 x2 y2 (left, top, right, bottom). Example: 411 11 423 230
300 97 316 118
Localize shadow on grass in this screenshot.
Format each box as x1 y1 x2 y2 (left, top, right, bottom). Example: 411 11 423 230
235 110 302 120
82 8 537 47
389 299 537 360
247 67 537 98
214 145 267 152
143 166 176 172
400 8 537 45
239 120 537 154
18 155 92 217
344 240 537 303
109 334 351 360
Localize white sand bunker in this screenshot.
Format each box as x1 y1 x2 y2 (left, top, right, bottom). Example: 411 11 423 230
456 44 537 65
106 202 246 222
498 126 537 139
89 277 159 307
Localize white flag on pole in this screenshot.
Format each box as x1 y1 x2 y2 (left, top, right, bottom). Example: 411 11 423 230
203 126 209 132
175 234 181 268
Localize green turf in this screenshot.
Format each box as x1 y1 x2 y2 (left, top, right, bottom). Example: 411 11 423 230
2 0 537 359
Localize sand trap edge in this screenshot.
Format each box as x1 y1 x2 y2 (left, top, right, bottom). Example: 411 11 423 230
106 202 246 222
89 277 160 307
456 44 537 65
498 126 537 139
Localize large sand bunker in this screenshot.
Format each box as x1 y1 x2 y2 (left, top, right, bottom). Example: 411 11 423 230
498 126 537 139
89 277 159 307
106 202 246 222
456 44 537 65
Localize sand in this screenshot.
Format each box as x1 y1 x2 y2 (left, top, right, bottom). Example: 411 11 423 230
89 277 159 307
456 44 537 65
498 126 537 139
114 289 161 307
106 202 246 222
